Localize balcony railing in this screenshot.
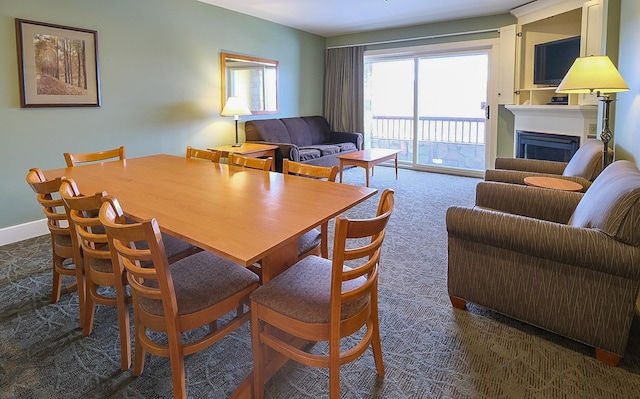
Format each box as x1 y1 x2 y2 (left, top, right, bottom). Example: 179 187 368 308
368 115 486 145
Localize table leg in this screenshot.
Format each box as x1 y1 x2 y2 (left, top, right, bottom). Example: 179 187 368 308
365 166 370 187
268 150 276 171
229 239 305 399
260 239 297 284
395 154 398 180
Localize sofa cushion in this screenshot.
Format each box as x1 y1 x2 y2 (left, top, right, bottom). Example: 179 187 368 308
562 139 603 180
299 148 321 161
304 144 341 156
245 119 291 143
303 116 331 145
281 117 312 147
569 160 640 246
333 142 357 152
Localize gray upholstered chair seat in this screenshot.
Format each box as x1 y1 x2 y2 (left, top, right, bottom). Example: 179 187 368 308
54 233 73 247
160 233 198 258
127 215 196 258
89 257 113 273
141 251 258 316
250 255 367 323
297 228 321 258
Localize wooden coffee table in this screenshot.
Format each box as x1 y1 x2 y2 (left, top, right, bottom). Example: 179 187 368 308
524 176 583 192
208 142 278 171
338 148 400 187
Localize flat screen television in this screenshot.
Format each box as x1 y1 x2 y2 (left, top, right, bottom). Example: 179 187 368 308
533 36 581 85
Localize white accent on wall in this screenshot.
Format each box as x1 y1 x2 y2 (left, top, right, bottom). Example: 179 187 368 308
0 219 48 246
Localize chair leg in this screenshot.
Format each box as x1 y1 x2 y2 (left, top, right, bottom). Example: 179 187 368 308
449 296 467 310
51 254 63 303
329 363 341 399
83 285 97 336
74 258 85 327
370 290 385 376
208 320 218 334
329 326 342 399
115 283 131 370
320 223 329 258
133 318 146 377
250 302 265 399
167 332 187 399
596 348 621 367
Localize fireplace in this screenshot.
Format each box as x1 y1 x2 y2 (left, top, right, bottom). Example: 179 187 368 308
516 131 580 162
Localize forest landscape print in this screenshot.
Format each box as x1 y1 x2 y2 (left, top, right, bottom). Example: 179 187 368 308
16 19 100 107
33 33 89 96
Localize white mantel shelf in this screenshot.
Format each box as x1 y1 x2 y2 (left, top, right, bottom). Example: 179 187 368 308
505 104 598 144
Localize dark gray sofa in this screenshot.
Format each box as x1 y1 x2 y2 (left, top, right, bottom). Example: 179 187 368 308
244 116 362 172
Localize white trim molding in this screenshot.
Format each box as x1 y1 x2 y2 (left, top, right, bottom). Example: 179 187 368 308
0 219 48 246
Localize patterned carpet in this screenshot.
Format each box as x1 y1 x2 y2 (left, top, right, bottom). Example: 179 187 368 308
2 166 640 398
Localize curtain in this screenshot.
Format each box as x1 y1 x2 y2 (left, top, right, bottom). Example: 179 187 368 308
324 46 364 134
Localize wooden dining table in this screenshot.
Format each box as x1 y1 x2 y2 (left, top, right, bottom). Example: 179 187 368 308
44 154 378 397
43 154 377 283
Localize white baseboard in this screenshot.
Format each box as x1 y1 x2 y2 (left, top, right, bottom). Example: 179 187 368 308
0 219 48 246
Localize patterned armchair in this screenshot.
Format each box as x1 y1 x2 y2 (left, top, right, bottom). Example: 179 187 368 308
447 160 640 366
484 139 608 192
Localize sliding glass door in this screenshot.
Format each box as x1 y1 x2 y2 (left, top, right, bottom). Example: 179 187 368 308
364 41 496 175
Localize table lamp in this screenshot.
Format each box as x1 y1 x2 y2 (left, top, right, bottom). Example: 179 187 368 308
221 97 252 147
556 55 629 169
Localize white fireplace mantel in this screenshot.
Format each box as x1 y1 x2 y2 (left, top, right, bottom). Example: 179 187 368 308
506 104 598 144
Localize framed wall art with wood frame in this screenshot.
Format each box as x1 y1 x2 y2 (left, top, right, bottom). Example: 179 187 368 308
15 19 101 108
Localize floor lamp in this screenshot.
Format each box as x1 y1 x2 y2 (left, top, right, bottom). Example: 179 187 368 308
221 97 252 147
556 55 629 169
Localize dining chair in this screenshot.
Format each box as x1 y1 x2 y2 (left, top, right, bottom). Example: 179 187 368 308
63 145 126 167
185 146 221 162
228 153 272 171
283 159 339 259
25 168 83 314
59 178 132 370
60 178 203 370
99 195 259 399
250 189 395 399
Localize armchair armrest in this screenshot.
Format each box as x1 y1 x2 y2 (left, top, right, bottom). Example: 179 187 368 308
446 206 640 280
484 169 592 192
475 181 582 223
328 131 363 150
494 157 568 174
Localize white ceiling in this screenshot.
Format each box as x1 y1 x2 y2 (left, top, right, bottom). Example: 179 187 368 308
198 0 532 37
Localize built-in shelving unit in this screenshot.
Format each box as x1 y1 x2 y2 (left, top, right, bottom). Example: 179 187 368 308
499 0 609 153
517 87 578 106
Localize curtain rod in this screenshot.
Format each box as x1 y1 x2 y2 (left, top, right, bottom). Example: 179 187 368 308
326 27 499 49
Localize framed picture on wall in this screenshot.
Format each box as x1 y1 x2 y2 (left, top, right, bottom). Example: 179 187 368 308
15 19 101 108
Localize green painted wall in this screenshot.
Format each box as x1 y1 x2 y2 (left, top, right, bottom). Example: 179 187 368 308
613 0 640 165
0 0 325 231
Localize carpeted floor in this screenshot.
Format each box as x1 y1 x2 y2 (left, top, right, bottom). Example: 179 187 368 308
2 166 640 398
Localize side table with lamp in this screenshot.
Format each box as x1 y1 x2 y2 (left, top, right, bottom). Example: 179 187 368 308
220 96 252 147
215 97 277 170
